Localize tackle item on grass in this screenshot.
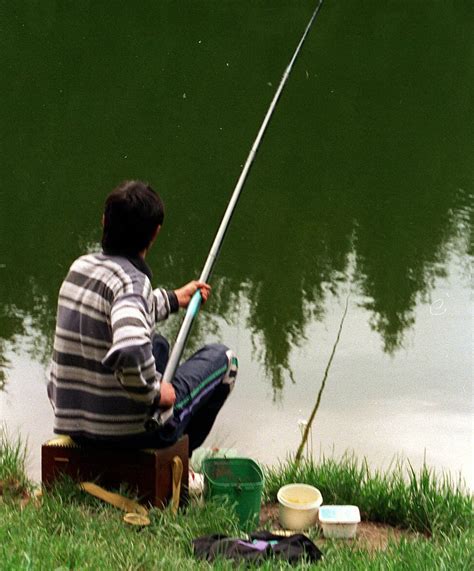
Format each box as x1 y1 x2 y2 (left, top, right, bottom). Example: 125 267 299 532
80 482 151 526
171 456 183 515
123 512 151 526
191 447 238 472
193 531 323 564
80 482 148 516
189 470 205 496
277 483 323 530
79 455 183 521
42 434 189 508
318 505 361 539
203 457 264 530
190 447 238 497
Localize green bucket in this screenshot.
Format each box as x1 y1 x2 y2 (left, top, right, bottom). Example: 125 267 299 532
202 457 264 530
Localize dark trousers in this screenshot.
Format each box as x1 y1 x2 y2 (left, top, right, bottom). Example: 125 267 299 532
74 337 237 455
150 335 237 454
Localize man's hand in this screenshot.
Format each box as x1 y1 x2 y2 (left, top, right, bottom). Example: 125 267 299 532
174 280 211 308
159 382 176 408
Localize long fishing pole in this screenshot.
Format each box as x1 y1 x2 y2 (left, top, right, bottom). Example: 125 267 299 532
146 0 325 431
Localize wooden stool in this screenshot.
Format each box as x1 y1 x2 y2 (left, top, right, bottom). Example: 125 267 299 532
41 434 189 508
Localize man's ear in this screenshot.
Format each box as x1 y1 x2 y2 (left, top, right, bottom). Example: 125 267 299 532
101 214 105 227
151 224 161 243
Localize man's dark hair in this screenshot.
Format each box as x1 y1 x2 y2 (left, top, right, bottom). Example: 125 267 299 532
102 180 164 256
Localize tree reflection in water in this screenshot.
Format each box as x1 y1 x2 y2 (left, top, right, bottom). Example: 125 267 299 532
0 0 472 391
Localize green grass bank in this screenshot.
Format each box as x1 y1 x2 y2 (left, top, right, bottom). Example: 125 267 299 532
1 430 472 570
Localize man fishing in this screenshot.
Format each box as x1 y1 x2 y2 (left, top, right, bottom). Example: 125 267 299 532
47 180 237 454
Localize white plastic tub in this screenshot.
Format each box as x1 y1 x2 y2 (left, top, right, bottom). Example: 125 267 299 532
318 505 361 539
277 483 323 530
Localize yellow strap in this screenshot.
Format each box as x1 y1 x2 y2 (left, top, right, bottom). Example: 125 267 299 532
80 482 148 516
171 456 183 515
123 512 151 526
80 455 183 519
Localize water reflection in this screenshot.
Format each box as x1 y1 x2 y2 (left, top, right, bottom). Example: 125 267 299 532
0 354 7 391
0 197 470 390
0 0 472 392
355 198 472 354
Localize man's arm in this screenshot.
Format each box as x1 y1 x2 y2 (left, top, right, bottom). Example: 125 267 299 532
174 281 211 307
154 288 179 322
154 281 211 321
102 293 161 405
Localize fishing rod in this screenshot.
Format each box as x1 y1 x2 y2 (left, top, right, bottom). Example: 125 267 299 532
145 0 325 431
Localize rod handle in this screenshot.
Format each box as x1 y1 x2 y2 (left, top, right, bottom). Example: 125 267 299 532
145 289 203 432
145 401 175 432
186 288 203 319
144 410 162 432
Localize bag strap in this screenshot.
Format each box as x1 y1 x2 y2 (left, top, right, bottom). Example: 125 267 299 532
80 481 148 516
79 454 183 521
171 455 183 515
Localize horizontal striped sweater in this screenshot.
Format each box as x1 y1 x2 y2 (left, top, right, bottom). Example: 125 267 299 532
48 253 178 439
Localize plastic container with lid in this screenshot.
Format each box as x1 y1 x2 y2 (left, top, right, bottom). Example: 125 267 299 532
318 505 361 539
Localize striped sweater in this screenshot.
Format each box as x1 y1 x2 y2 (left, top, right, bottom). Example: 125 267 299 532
48 253 178 439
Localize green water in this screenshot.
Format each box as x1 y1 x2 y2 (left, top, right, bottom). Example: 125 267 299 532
0 1 472 483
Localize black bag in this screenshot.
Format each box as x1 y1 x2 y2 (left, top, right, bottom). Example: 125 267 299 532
193 531 323 564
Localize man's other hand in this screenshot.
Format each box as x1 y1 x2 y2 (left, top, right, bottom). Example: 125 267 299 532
159 382 176 408
174 280 211 308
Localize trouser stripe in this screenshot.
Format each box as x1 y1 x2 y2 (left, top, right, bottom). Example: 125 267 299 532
174 364 227 412
176 377 224 422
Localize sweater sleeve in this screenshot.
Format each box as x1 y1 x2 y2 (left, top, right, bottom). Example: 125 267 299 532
154 288 179 322
102 293 160 405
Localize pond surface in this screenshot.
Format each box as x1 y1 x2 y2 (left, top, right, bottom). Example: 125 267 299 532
1 1 472 486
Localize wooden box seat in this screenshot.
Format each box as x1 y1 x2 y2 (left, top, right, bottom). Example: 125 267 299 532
42 434 189 508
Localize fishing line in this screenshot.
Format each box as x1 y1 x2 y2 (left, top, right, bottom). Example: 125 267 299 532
146 0 325 430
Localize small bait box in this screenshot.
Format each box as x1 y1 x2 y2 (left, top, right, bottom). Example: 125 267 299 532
318 505 361 539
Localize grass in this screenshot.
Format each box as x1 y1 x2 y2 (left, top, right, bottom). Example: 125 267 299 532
264 453 472 535
0 426 30 499
319 532 473 570
1 482 242 570
0 432 473 570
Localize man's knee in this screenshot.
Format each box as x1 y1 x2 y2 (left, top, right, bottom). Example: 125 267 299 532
201 343 228 365
223 348 238 392
202 342 227 353
202 343 238 390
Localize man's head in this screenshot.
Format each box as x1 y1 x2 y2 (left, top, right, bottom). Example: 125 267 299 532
102 180 164 257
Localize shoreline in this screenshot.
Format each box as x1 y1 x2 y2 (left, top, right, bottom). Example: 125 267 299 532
1 428 472 569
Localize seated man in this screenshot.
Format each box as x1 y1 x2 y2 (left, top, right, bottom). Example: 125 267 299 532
47 180 237 454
